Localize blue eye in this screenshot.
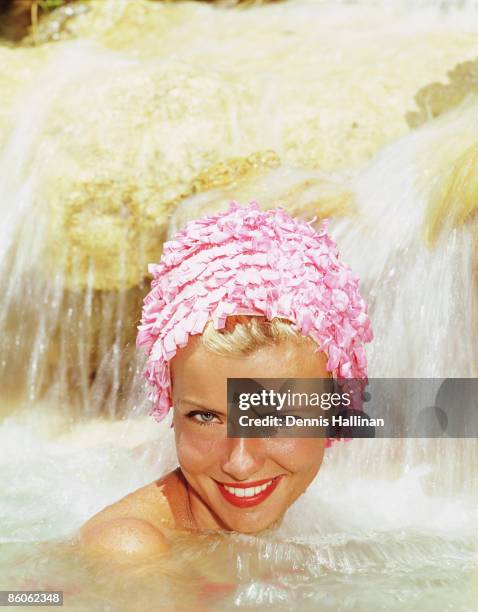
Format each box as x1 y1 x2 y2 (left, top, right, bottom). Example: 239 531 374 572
198 412 215 422
187 410 220 425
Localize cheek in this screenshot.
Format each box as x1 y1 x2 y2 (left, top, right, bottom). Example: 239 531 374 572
174 421 225 475
267 439 325 475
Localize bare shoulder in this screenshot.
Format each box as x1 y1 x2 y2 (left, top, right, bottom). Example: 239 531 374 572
79 516 168 559
79 471 177 559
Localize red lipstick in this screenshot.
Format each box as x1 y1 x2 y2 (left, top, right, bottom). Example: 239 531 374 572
215 476 282 508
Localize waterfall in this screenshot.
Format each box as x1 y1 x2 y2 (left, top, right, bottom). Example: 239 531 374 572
0 42 150 419
0 2 477 607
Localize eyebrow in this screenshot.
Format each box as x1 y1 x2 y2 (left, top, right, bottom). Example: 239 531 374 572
179 398 226 415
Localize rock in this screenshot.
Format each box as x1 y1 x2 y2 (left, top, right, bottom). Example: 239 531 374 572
0 0 34 41
3 0 478 293
407 58 478 128
168 162 354 238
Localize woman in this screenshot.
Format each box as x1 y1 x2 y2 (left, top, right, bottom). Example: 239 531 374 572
79 201 372 559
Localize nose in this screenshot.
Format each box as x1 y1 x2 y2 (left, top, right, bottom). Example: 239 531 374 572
221 437 266 481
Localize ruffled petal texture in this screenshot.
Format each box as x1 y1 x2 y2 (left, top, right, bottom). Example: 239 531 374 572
137 201 373 446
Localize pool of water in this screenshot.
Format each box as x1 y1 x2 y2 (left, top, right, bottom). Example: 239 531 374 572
1 412 476 611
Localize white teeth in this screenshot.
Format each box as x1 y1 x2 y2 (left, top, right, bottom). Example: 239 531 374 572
223 479 274 498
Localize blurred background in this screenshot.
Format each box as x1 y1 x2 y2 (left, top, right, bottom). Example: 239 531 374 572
0 1 477 610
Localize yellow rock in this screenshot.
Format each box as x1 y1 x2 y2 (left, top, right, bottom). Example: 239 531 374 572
169 162 354 237
4 1 478 290
407 58 478 128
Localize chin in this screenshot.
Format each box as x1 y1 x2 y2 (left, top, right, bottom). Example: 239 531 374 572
233 522 276 534
222 511 283 534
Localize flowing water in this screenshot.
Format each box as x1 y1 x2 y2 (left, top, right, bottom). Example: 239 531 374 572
1 1 478 610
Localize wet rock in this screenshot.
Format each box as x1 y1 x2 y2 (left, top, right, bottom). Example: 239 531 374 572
0 0 34 41
407 58 478 128
3 0 478 293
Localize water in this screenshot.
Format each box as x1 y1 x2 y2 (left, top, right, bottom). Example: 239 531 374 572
1 1 478 610
0 414 476 610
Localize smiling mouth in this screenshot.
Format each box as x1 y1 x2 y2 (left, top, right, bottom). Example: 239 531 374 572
215 476 282 508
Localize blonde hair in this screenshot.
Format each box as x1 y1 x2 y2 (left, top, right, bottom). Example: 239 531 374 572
200 315 317 357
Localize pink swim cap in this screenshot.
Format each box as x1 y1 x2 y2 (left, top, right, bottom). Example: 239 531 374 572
137 201 373 422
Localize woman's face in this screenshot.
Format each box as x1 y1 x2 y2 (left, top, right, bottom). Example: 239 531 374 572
170 335 330 533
